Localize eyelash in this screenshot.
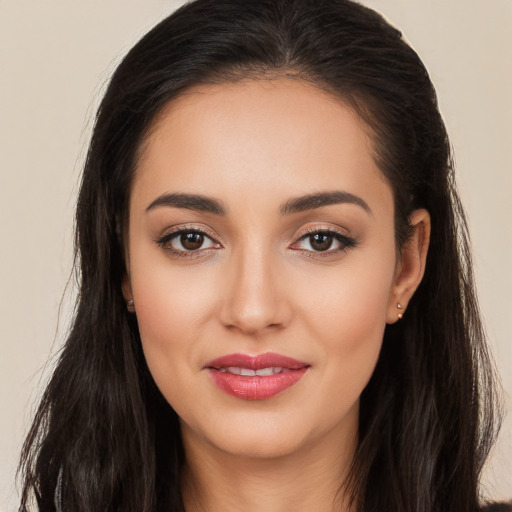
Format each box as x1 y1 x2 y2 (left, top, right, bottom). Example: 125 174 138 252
155 226 358 259
292 227 358 258
156 226 220 259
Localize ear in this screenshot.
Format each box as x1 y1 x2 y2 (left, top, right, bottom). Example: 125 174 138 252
121 247 135 312
122 273 136 313
122 273 133 301
386 209 431 324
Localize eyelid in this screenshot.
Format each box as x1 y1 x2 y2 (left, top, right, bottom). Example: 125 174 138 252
290 225 358 255
157 223 219 241
155 224 222 258
293 224 353 244
154 223 357 259
295 224 351 239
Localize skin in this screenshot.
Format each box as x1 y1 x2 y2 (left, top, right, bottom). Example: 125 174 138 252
123 78 430 511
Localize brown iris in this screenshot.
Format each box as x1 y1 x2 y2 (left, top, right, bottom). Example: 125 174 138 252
310 233 334 251
181 232 204 250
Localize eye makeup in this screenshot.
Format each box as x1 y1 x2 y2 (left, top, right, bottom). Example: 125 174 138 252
291 227 358 256
155 224 222 260
155 223 359 261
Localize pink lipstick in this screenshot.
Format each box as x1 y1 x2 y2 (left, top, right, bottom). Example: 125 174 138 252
204 352 309 400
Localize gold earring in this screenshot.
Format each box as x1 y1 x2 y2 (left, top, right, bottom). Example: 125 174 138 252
127 299 135 313
397 303 403 320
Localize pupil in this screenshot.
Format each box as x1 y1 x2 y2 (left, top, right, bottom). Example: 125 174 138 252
311 233 332 251
181 232 204 250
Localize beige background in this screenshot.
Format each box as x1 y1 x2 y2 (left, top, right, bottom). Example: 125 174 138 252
0 1 510 510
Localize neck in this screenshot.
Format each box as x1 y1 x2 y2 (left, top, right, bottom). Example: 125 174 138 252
180 421 357 512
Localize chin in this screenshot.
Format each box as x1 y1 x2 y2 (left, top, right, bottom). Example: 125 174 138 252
181 408 313 460
211 429 305 460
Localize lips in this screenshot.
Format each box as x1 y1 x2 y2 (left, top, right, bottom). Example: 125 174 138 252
204 352 310 400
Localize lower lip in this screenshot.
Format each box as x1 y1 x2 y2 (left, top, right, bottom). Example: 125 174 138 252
208 368 308 400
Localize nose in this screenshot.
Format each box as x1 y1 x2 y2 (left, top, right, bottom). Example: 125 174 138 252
219 246 292 336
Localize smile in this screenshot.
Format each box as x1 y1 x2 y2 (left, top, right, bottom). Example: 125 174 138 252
218 367 288 376
204 353 310 400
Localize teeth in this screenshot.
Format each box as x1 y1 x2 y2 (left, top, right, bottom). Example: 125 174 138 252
255 367 273 376
218 367 285 376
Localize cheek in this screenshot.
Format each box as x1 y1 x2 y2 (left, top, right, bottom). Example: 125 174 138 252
294 250 395 403
316 282 388 370
128 253 218 398
134 272 209 346
298 254 394 346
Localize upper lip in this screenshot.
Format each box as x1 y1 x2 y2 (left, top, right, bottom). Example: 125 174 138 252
204 352 310 370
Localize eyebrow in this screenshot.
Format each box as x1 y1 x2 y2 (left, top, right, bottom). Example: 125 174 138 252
280 191 372 216
145 190 371 216
146 193 227 215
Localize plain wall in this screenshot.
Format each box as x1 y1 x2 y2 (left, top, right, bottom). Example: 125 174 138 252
1 1 510 510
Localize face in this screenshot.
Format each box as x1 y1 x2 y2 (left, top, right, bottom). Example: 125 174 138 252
124 79 419 461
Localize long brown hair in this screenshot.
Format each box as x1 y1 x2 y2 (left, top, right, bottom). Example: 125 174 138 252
19 1 502 510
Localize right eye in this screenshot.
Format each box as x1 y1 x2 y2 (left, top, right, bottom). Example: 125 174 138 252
157 229 220 257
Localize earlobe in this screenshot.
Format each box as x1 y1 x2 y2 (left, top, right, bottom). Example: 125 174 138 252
120 231 135 311
122 246 135 313
122 273 135 313
122 274 135 312
386 209 431 324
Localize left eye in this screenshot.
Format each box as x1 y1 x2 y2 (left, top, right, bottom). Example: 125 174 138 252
158 230 218 252
295 231 353 252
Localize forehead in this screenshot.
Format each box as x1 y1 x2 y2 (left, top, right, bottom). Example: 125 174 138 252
132 78 391 214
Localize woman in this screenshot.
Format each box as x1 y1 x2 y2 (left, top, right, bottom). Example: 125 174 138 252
18 0 505 510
